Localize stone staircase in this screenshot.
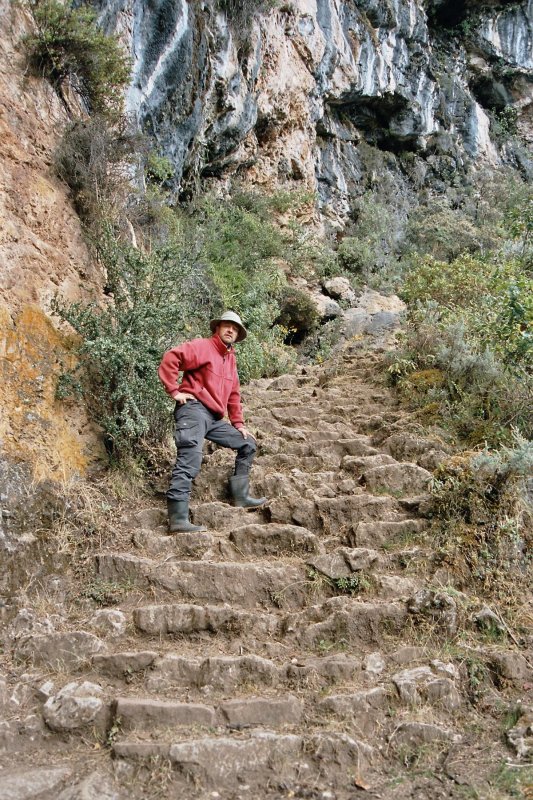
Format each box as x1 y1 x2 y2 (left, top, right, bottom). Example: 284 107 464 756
2 342 532 799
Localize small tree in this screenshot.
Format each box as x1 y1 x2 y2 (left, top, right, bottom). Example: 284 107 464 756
25 0 130 119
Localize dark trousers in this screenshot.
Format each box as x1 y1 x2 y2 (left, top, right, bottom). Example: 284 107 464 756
167 400 257 501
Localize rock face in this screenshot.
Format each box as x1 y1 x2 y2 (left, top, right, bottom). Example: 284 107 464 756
0 1 105 551
97 0 532 220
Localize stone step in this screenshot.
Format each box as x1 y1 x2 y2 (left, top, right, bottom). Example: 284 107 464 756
132 529 216 559
113 730 373 791
350 518 429 549
341 453 398 474
191 501 267 531
228 522 322 557
93 650 158 679
96 554 309 609
110 678 462 742
255 454 329 472
144 654 282 693
132 602 279 638
259 470 339 498
337 438 381 457
318 686 390 735
360 462 433 496
270 406 322 424
306 547 422 599
93 651 366 691
220 694 303 728
115 697 216 730
313 494 405 538
113 693 303 732
285 596 408 649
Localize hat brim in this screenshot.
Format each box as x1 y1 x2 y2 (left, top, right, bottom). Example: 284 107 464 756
210 319 247 342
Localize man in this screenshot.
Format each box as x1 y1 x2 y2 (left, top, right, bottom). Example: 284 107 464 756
158 311 266 533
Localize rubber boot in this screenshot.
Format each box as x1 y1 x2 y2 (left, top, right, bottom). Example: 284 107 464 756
167 500 207 533
229 474 267 509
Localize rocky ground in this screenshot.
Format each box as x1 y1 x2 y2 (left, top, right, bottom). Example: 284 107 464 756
1 334 532 800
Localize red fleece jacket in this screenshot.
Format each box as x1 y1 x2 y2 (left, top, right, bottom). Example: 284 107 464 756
158 335 244 426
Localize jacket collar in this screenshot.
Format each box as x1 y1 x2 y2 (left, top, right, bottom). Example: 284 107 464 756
211 334 232 355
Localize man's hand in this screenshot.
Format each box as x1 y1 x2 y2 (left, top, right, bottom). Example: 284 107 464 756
237 425 255 440
173 392 196 405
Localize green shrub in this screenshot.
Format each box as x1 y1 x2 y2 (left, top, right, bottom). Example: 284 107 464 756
275 286 319 343
393 245 533 445
337 192 403 286
190 194 300 381
391 309 532 446
404 200 483 262
145 152 175 185
25 0 130 119
430 435 533 602
53 224 214 460
402 253 533 371
490 106 519 141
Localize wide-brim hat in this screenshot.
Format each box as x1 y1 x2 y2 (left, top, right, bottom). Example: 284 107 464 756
210 310 247 342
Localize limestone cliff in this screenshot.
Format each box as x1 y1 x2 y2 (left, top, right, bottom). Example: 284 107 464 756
96 0 532 225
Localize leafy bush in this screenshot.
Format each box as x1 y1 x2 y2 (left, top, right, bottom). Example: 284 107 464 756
402 253 533 368
25 0 130 119
275 286 319 343
392 247 533 445
145 152 175 185
191 193 306 381
430 434 532 602
337 192 403 286
55 115 142 223
404 199 484 262
53 225 213 460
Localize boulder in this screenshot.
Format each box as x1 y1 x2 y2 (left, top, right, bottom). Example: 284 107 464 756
7 608 56 641
310 292 343 320
489 652 533 684
323 277 356 303
392 666 461 710
90 609 127 638
363 652 386 674
307 548 380 579
57 772 122 800
43 681 106 732
0 767 71 800
390 721 461 749
382 432 450 471
408 589 458 635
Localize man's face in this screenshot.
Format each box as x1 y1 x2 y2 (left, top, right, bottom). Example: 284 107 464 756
216 321 240 345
